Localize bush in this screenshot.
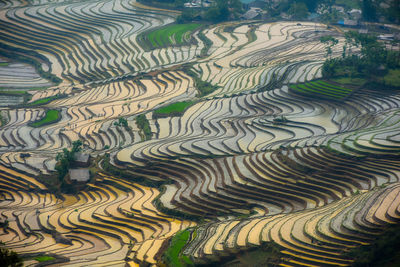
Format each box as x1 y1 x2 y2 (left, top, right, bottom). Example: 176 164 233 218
135 114 152 141
348 225 400 266
0 247 23 267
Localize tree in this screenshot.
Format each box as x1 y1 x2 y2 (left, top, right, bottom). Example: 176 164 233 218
387 0 400 23
114 117 128 128
55 140 82 181
177 9 196 23
321 31 400 82
320 8 343 25
0 247 23 267
362 0 377 21
204 0 242 22
288 2 309 20
320 35 338 58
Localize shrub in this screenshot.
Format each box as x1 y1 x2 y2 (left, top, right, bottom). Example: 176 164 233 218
135 114 152 141
0 247 23 267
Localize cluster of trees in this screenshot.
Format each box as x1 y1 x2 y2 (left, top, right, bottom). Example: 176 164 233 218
135 114 152 141
114 117 128 129
144 0 399 23
55 140 82 182
362 0 400 23
321 31 400 84
0 247 23 267
320 35 339 58
265 0 333 20
177 0 242 23
266 0 399 23
348 225 400 266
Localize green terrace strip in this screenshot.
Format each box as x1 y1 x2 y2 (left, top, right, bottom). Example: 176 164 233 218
34 256 55 262
289 80 354 100
163 229 193 267
30 109 60 128
26 95 62 107
0 90 27 95
384 69 400 88
154 101 194 117
147 23 201 48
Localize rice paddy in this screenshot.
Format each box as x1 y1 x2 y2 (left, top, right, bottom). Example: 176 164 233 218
0 1 399 266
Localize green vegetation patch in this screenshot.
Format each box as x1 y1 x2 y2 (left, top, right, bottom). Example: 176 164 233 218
289 80 354 100
0 90 27 95
154 101 194 117
334 0 360 9
34 256 55 262
197 30 212 57
383 69 400 88
30 109 60 127
0 247 23 267
184 67 219 97
163 229 193 267
26 95 61 107
146 23 201 48
331 77 367 87
217 241 283 267
348 225 400 267
136 114 152 141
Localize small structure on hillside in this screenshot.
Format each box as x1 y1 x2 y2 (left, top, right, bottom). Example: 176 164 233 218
332 5 345 13
378 34 395 41
349 9 362 20
69 168 90 183
74 152 90 167
338 19 359 27
241 7 262 20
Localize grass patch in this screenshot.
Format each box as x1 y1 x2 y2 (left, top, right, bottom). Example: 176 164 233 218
35 256 55 262
154 101 194 117
163 229 193 267
331 77 367 87
0 62 9 66
30 109 60 127
383 69 400 88
146 23 201 48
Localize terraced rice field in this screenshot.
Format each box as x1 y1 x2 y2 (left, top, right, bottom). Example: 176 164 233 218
289 80 354 100
0 59 53 90
0 0 399 266
144 23 202 48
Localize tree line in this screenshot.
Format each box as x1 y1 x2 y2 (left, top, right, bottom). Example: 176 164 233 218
321 31 400 85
